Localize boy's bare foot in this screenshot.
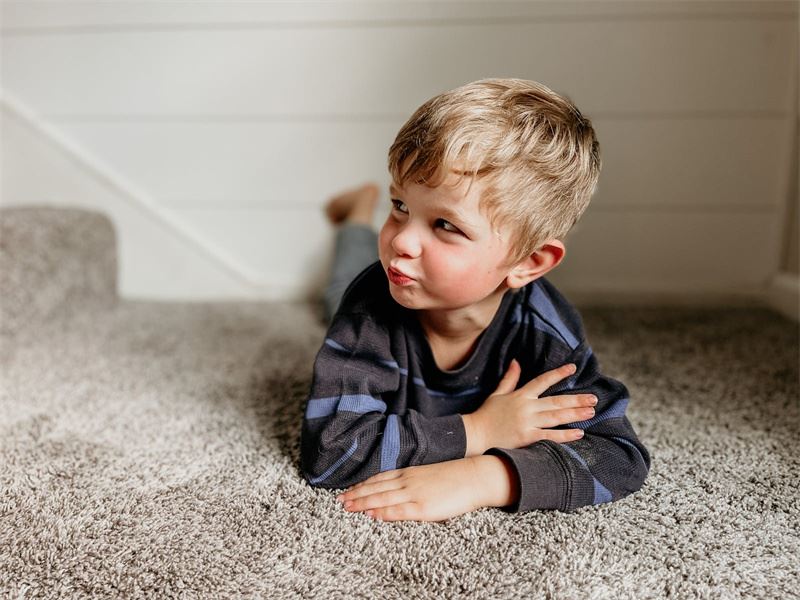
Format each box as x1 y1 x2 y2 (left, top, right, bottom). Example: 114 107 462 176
324 183 380 226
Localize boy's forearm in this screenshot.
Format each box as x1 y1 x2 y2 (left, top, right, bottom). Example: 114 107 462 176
471 454 520 509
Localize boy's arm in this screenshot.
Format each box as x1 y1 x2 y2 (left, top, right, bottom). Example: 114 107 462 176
335 342 649 517
300 312 466 489
480 340 651 512
472 454 521 509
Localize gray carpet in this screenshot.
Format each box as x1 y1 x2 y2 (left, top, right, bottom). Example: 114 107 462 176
1 207 799 598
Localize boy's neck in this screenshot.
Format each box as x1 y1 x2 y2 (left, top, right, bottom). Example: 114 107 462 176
416 284 509 343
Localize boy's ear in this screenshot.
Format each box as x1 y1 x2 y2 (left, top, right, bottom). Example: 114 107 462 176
505 240 566 289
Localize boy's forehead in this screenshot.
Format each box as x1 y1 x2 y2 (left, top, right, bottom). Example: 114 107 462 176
390 171 484 208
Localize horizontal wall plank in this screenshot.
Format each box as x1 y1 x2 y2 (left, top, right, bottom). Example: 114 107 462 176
51 116 792 211
52 119 400 210
556 210 783 292
2 19 796 116
3 1 796 32
167 207 782 292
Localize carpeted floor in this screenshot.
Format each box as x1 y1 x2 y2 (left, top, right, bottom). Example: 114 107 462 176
1 208 799 598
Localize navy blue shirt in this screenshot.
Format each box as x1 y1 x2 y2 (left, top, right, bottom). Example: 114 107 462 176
300 261 650 512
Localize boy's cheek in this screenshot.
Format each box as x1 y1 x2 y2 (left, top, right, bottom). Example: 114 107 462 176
377 228 392 261
378 220 394 243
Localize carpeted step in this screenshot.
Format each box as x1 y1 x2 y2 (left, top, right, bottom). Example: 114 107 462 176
0 206 117 337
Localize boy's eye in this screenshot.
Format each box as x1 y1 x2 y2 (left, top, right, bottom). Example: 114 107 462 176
436 219 461 234
390 199 408 213
390 199 463 236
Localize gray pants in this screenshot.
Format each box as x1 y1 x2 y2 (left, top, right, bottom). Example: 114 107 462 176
323 223 379 323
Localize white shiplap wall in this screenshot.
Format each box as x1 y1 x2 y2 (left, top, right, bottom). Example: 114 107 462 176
1 1 797 304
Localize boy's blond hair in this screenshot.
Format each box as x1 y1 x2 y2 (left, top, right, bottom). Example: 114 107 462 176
388 78 601 266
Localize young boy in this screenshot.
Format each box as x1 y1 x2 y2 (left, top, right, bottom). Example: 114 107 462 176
300 78 651 522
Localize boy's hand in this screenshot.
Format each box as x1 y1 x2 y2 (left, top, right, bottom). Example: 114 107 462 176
462 360 597 456
335 458 495 522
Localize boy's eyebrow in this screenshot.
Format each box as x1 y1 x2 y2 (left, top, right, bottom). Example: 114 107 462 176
389 183 480 231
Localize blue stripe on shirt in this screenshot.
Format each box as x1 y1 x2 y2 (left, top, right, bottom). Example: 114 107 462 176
324 338 348 352
380 414 401 472
308 438 359 484
414 377 482 398
305 394 387 419
322 338 482 401
561 444 613 505
530 285 580 350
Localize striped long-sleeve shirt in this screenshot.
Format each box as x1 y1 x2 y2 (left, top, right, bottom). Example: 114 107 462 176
300 261 650 513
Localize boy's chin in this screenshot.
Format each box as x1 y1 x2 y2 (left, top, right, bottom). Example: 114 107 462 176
387 284 441 311
388 287 462 312
387 287 421 310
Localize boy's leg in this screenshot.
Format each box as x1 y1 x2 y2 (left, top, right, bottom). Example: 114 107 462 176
323 183 380 322
324 223 378 322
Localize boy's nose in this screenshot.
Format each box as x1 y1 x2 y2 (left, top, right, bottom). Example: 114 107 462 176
391 225 422 258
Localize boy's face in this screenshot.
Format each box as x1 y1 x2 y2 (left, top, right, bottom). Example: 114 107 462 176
378 172 518 311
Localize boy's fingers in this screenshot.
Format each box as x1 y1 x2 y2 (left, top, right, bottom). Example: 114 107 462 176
522 363 576 398
348 467 405 490
347 489 409 512
493 359 521 396
538 428 584 443
534 393 597 411
534 407 594 428
338 471 403 500
371 503 418 522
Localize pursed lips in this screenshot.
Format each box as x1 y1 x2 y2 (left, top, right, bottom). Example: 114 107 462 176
389 266 415 280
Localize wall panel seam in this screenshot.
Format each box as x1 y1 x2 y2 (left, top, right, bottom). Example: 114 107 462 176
2 11 797 36
42 111 793 122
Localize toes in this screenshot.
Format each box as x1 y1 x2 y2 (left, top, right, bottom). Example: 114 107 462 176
324 183 379 224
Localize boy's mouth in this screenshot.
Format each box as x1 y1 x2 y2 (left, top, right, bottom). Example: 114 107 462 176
387 267 415 286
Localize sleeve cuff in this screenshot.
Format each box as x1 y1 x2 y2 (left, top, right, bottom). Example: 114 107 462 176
413 413 467 465
484 443 569 512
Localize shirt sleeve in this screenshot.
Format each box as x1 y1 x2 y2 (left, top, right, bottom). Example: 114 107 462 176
300 311 467 490
484 287 651 513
